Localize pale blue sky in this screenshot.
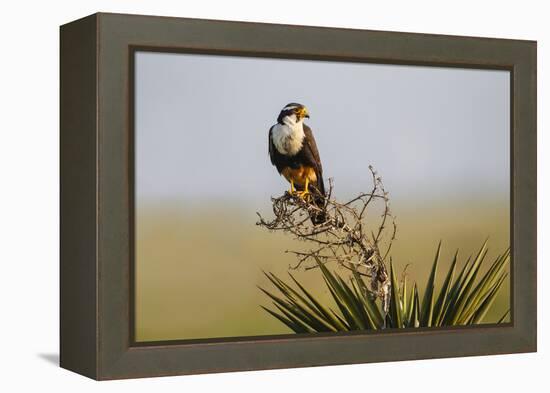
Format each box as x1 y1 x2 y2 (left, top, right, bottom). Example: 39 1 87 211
135 51 510 206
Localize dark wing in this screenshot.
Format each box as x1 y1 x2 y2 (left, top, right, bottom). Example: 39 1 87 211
302 124 322 174
302 124 325 195
268 125 276 166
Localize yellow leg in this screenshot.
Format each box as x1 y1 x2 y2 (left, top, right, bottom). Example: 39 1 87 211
290 180 295 194
297 178 310 199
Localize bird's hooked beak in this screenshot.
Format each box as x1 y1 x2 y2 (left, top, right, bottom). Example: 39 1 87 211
298 107 310 119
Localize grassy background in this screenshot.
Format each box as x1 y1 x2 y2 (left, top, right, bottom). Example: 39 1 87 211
135 199 509 341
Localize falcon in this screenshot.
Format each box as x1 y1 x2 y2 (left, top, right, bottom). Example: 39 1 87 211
268 103 326 224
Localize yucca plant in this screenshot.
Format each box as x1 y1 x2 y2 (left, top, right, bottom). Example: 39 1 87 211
260 241 510 332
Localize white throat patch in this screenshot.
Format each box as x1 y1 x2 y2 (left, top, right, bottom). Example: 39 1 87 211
271 114 305 156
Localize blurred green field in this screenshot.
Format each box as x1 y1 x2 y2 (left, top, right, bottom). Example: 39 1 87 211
135 199 510 342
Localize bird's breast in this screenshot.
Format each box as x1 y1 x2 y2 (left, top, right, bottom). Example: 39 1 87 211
271 123 305 156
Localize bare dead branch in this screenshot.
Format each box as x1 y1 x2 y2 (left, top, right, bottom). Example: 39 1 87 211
256 166 396 313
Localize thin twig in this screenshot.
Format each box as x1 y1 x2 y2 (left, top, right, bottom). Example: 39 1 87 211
256 166 396 311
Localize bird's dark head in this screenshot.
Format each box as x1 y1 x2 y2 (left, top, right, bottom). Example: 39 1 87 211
277 103 310 124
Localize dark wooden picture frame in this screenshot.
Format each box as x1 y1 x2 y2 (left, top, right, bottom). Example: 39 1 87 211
60 12 536 380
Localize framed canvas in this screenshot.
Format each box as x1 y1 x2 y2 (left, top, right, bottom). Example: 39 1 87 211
60 12 537 380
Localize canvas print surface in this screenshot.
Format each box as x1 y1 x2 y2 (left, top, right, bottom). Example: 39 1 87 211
134 51 510 342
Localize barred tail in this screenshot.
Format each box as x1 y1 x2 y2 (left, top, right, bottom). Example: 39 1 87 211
309 177 326 225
